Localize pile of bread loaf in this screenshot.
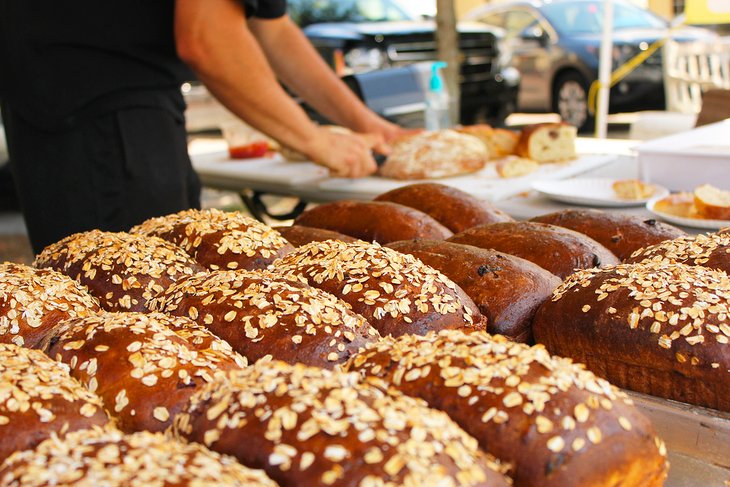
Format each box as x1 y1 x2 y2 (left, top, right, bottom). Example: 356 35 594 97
2 177 729 485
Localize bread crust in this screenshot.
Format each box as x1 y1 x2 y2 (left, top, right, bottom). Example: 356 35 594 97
374 183 513 233
625 232 730 273
530 209 687 261
345 331 668 487
514 123 577 163
274 225 358 247
293 200 453 244
448 222 620 279
387 239 560 342
533 262 730 412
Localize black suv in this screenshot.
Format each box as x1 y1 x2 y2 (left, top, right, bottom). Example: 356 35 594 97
288 0 520 126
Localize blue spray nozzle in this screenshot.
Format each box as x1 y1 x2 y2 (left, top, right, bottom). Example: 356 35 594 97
429 61 448 92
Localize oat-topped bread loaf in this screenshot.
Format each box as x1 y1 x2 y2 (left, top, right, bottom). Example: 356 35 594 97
45 312 245 432
274 225 358 247
448 222 620 279
0 263 101 348
34 230 203 312
345 330 668 487
533 261 730 412
455 124 520 158
530 209 687 261
625 231 730 273
387 240 560 342
374 183 513 233
271 239 485 337
0 427 276 487
379 129 490 180
149 270 379 368
514 123 577 163
0 344 109 463
172 360 511 487
131 208 294 271
293 200 453 244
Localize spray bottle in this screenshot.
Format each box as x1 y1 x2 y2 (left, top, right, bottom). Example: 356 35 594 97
424 61 451 131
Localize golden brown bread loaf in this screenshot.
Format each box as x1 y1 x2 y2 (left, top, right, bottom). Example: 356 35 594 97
530 209 687 261
293 200 453 244
379 129 489 179
271 239 485 337
0 427 277 486
172 360 512 487
345 330 669 487
448 222 620 279
0 263 101 348
131 208 294 271
514 123 577 163
625 232 730 273
34 230 204 312
532 261 730 412
149 270 380 368
0 344 109 464
45 312 245 432
274 224 358 247
387 240 561 342
374 183 513 233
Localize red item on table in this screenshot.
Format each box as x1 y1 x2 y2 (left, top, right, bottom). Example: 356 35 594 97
228 141 269 159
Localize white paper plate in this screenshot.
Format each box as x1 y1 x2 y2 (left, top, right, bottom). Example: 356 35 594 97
646 197 730 230
532 178 669 207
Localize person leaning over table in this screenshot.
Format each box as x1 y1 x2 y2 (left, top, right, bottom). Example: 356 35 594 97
0 0 406 255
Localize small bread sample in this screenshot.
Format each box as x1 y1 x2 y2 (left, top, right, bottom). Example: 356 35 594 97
45 312 245 432
533 261 730 412
379 129 489 179
456 124 519 158
625 232 730 273
346 330 669 487
374 182 513 233
0 427 276 486
274 225 358 247
131 208 294 271
515 123 577 163
0 344 109 463
448 222 620 279
0 263 101 348
612 179 656 200
293 200 453 244
495 156 539 178
652 192 699 218
34 230 204 312
694 184 730 220
149 270 380 368
270 239 485 337
172 361 512 487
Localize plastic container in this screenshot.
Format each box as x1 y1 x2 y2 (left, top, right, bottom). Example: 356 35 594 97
424 62 451 131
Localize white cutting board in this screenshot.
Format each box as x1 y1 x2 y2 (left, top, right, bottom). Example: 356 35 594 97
192 151 329 186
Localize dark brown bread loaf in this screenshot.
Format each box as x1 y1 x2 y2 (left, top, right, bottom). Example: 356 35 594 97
172 360 512 487
345 330 669 487
149 270 380 368
0 427 276 486
274 224 358 247
625 232 730 273
0 263 101 348
387 240 561 342
45 312 245 433
131 208 294 271
374 183 514 233
0 344 109 464
533 261 730 412
530 209 687 260
34 230 204 312
448 222 620 279
293 200 453 244
271 239 485 337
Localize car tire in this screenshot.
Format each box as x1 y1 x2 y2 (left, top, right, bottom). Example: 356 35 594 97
552 71 594 133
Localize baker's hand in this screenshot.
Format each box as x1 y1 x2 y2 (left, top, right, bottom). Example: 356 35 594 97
307 127 378 178
352 115 421 155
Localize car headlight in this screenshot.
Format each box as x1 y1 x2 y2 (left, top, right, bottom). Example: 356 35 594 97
343 47 389 73
495 37 513 72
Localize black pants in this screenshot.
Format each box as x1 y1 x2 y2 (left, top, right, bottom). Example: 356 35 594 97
3 105 201 254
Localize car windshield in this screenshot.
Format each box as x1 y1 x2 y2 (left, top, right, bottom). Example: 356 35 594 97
540 0 667 34
288 0 414 26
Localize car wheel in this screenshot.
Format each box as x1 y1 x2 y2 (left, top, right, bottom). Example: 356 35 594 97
553 72 594 133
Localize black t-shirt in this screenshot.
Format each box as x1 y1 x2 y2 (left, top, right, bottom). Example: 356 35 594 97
0 0 287 130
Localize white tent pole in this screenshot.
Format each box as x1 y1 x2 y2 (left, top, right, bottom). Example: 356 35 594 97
595 0 614 139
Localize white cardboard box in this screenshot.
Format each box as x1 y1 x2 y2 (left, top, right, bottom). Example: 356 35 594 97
636 119 730 191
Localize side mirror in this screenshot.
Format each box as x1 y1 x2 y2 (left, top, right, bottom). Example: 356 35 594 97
519 25 547 46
